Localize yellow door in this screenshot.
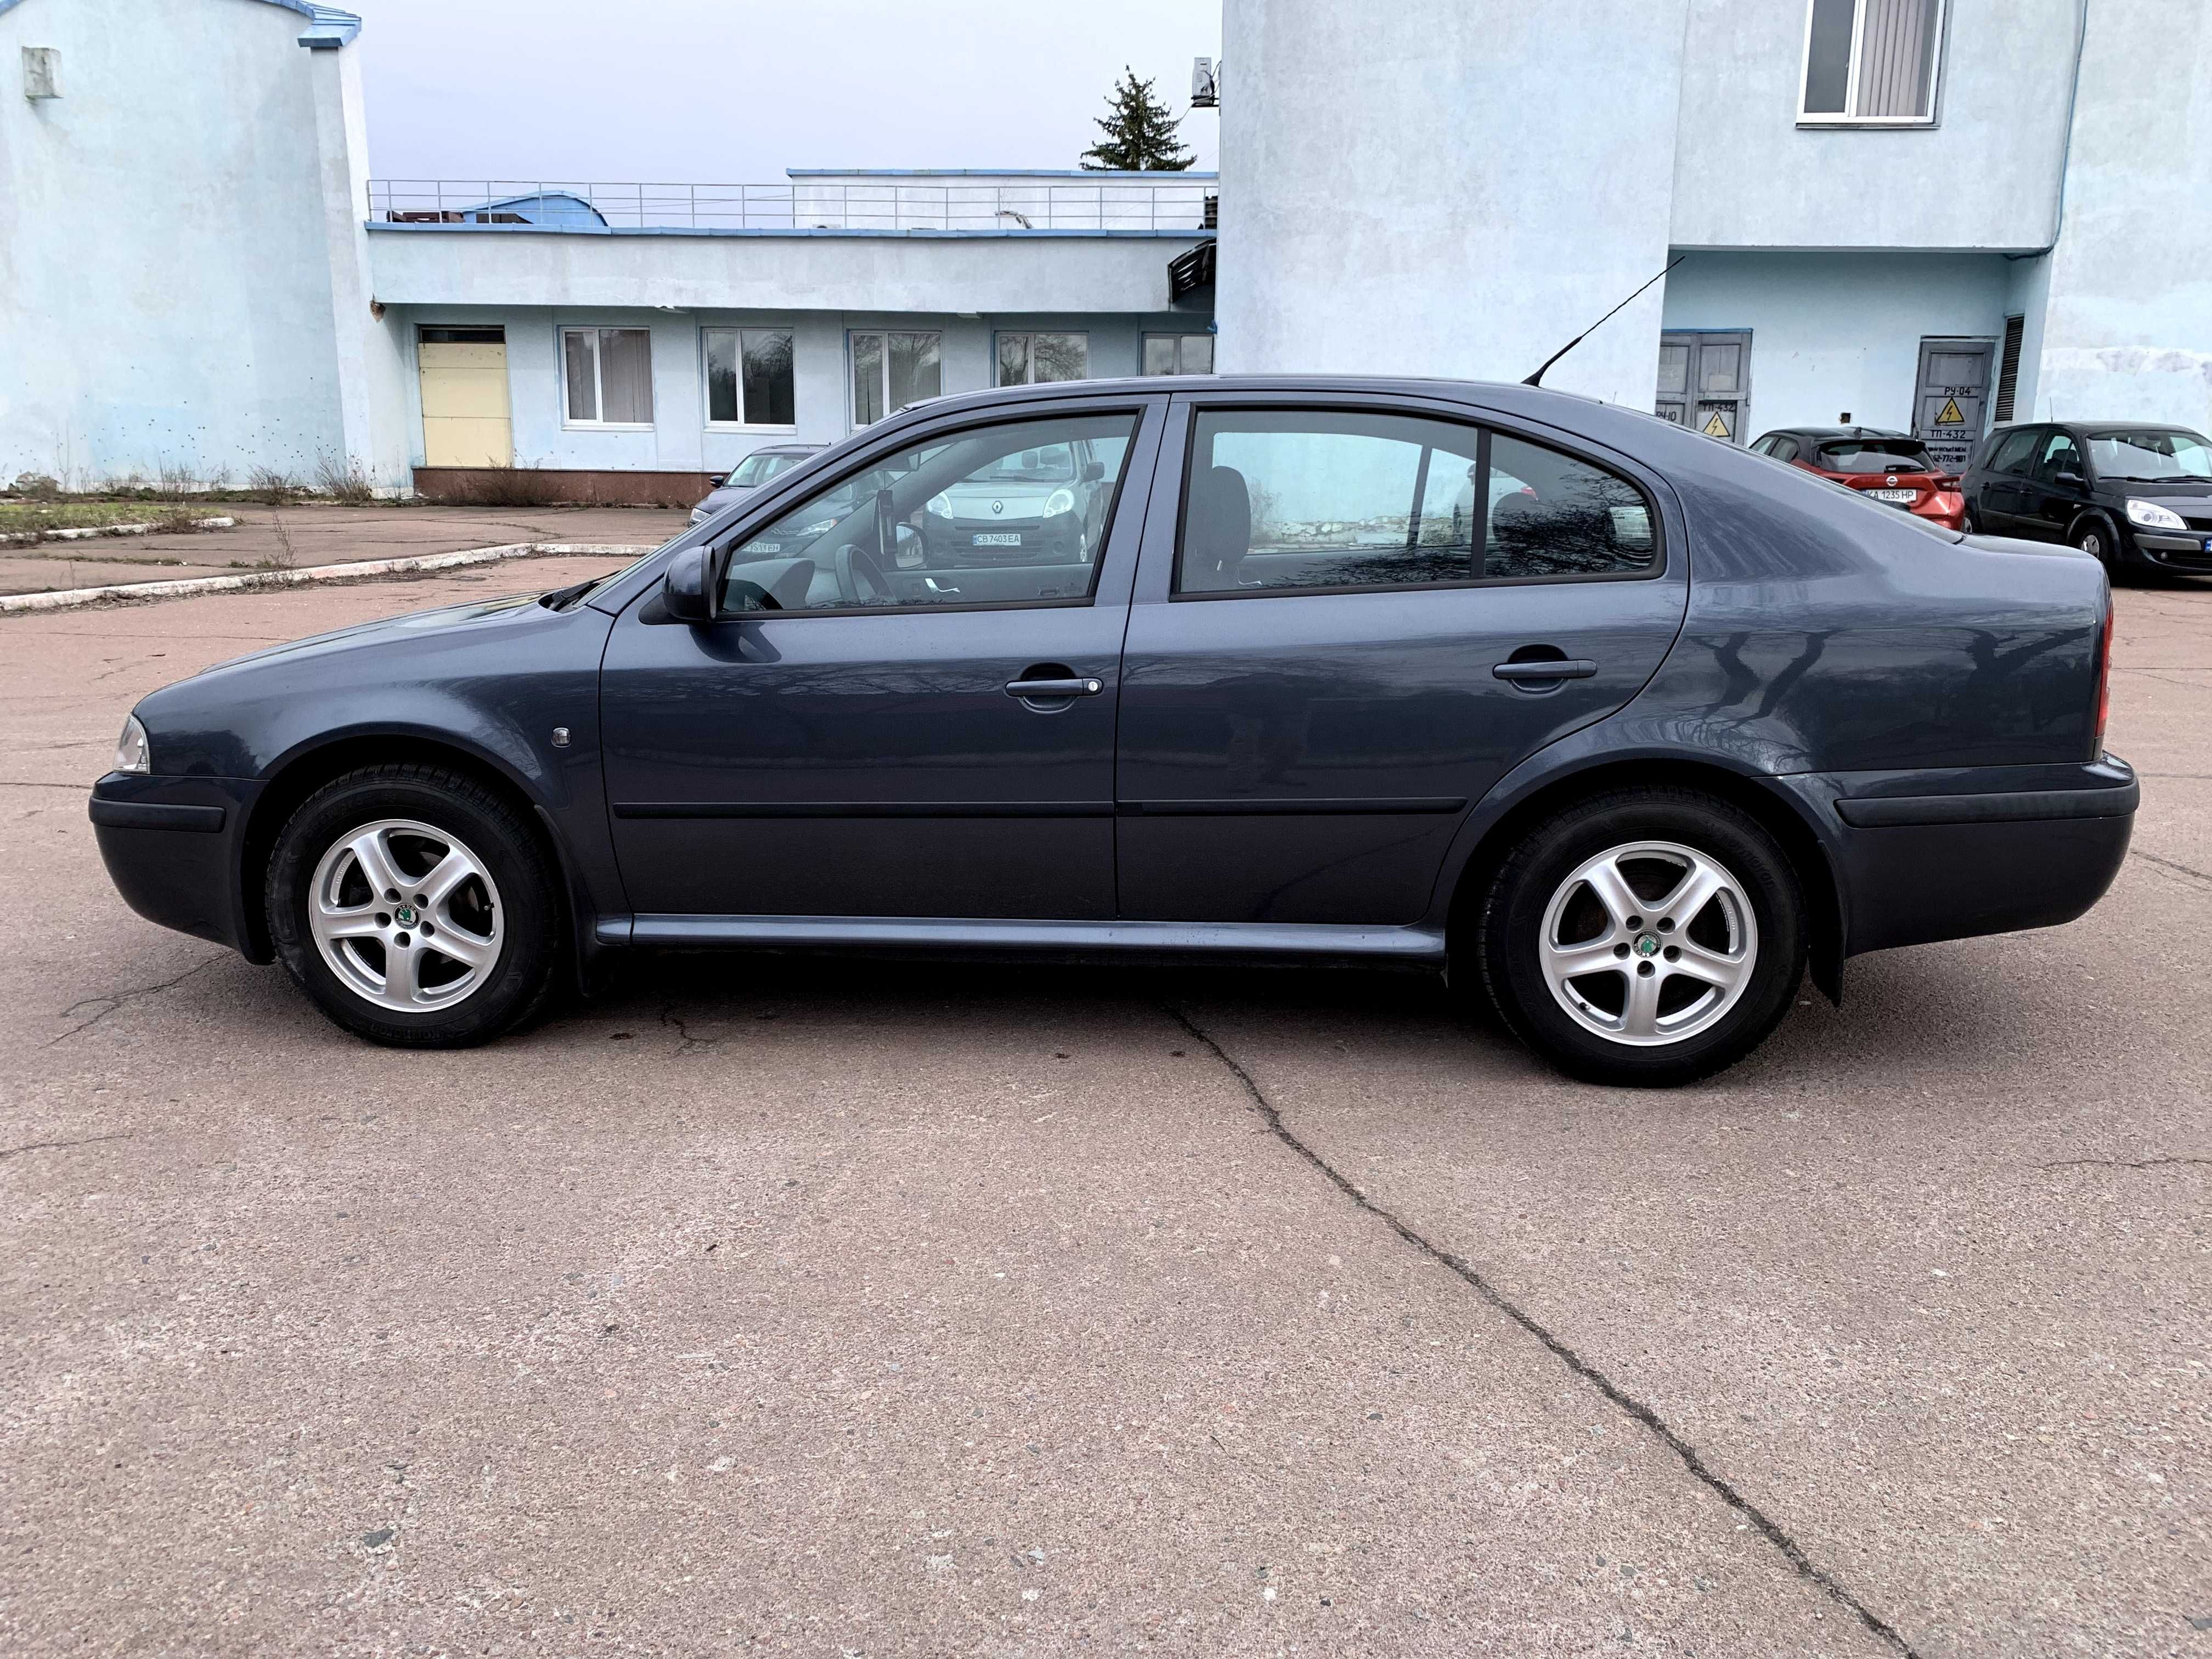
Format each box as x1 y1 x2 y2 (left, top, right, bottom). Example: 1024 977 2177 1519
418 332 512 467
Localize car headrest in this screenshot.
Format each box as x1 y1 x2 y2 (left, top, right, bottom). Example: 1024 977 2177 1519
1184 465 1252 589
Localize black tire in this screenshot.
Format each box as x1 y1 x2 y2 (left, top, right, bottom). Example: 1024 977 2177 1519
2070 517 2118 577
266 764 563 1047
1474 787 1806 1087
1963 503 1984 536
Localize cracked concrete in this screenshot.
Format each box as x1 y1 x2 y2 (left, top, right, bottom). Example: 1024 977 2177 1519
0 561 2205 1655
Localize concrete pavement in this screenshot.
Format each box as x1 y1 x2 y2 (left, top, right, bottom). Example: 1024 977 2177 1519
0 504 689 596
1 562 2205 1655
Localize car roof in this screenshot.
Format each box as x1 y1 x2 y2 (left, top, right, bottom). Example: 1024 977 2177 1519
1768 427 1915 441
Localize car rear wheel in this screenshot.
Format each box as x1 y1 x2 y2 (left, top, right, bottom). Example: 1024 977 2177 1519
1475 787 1806 1086
266 764 563 1047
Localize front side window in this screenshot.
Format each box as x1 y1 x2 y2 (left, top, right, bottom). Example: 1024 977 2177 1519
997 332 1089 386
1175 410 1656 597
1801 0 1944 124
727 450 804 488
717 411 1139 614
2085 428 2212 482
851 331 943 427
1143 334 1216 376
561 328 654 426
2034 430 2083 482
704 328 794 427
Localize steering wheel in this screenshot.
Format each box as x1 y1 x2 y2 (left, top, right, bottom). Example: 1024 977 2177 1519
834 543 891 606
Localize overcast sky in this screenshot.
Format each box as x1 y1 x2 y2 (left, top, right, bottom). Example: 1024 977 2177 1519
354 0 1222 182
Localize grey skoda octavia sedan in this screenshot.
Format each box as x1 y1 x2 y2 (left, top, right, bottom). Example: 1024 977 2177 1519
91 378 2134 1085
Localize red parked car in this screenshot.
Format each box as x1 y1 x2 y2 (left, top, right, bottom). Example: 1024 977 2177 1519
1748 427 1966 532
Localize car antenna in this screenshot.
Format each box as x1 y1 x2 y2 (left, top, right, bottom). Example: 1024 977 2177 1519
1522 256 1685 387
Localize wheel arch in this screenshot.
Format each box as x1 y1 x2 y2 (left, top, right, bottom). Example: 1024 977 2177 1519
1444 756 1847 1005
238 731 583 971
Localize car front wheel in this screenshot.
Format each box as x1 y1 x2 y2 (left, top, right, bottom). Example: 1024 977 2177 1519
2071 520 2115 573
1475 787 1806 1086
266 764 563 1047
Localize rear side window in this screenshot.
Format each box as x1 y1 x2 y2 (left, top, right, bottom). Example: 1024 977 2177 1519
1770 437 1800 462
1175 409 1656 597
1989 428 2041 477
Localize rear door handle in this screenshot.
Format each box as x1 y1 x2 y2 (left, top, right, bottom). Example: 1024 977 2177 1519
1005 676 1104 698
1492 658 1598 682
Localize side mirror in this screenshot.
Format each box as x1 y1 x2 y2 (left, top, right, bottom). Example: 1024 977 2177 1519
1081 460 1105 483
2055 470 2085 490
705 473 727 488
661 544 715 623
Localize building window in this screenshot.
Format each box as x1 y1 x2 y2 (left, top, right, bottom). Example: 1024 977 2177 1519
996 332 1088 386
1799 0 1944 125
850 331 943 428
561 327 654 427
1142 333 1215 375
704 328 795 427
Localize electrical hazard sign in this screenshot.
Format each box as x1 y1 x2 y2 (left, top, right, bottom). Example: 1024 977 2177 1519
1701 409 1732 438
1933 396 1966 426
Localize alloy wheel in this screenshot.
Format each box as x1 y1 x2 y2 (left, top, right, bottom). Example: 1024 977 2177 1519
307 818 504 1012
1537 840 1758 1047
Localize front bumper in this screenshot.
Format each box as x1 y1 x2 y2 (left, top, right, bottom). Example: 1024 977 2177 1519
2123 526 2212 573
89 772 264 958
1810 757 2136 956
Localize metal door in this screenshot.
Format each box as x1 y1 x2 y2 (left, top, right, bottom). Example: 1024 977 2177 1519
1656 331 1752 444
1914 337 1995 477
417 326 512 467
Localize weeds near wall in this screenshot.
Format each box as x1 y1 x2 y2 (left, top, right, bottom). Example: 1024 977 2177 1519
247 466 302 504
314 454 377 505
452 462 566 508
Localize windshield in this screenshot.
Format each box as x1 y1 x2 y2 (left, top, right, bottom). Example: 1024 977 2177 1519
2085 428 2212 481
729 451 803 487
967 443 1080 484
1816 439 1936 473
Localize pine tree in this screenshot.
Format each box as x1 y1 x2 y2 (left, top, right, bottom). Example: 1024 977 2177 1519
1079 67 1194 172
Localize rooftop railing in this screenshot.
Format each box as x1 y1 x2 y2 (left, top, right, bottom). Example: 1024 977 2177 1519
366 180 1220 234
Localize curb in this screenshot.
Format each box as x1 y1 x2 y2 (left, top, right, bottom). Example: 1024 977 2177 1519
2 515 236 546
0 541 652 617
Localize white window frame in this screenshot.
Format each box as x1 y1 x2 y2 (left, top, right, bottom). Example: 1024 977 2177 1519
848 329 944 430
1796 0 1946 128
559 325 656 431
701 325 799 433
1141 332 1216 376
993 330 1091 388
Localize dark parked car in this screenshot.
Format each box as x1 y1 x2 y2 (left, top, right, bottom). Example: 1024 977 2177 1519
91 377 2134 1085
1748 427 1965 532
1961 421 2212 574
688 443 827 526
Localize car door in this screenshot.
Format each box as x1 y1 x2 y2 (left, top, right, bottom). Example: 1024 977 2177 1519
1977 426 2044 534
2024 427 2089 540
600 396 1164 921
1114 394 1689 926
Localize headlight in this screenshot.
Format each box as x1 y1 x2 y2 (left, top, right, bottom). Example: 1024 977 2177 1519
926 493 953 519
114 714 150 775
799 518 839 535
2126 498 2186 531
1043 488 1075 517
689 506 709 525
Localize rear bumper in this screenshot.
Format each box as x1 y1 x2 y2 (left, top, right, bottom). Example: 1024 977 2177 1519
90 773 263 957
1811 757 2135 956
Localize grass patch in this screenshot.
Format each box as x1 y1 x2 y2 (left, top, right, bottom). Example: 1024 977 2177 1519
0 501 170 535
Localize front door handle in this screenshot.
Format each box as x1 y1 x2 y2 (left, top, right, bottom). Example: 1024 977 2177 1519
1005 675 1104 699
1492 658 1598 683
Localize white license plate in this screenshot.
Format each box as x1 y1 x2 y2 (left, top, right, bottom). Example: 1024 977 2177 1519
972 532 1023 546
1868 488 1919 503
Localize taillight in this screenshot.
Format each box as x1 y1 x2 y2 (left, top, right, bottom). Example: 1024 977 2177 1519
2092 602 2114 757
